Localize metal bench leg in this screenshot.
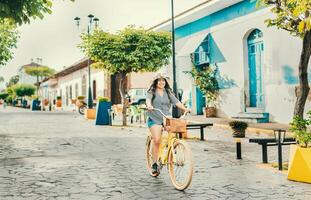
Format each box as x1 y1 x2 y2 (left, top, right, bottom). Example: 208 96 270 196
200 127 204 141
236 139 242 160
278 138 283 171
262 144 268 163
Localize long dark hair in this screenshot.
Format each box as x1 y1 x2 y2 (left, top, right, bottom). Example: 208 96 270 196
148 78 173 104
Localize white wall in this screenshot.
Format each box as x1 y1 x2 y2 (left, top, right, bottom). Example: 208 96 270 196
175 8 311 123
51 67 106 107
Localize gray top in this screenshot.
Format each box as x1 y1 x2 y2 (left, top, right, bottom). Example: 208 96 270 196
146 90 180 125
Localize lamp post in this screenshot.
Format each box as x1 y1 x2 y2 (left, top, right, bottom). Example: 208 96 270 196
171 0 180 117
74 15 99 109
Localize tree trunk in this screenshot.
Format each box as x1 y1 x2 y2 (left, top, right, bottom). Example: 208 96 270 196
294 31 311 118
119 72 128 126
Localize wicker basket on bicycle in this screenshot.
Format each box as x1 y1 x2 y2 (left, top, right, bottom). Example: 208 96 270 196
164 117 187 133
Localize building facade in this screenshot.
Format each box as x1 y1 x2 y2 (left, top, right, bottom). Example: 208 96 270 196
18 62 40 84
41 58 108 108
41 59 155 108
152 0 311 123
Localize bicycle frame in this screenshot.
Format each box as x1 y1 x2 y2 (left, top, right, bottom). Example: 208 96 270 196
148 108 188 166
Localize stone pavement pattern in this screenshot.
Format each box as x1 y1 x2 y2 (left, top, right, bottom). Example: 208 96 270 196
0 107 311 200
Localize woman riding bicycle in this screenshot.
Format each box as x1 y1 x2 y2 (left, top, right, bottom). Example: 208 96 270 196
146 72 191 175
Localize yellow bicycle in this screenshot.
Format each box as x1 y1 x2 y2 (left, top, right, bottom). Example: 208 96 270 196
145 108 194 190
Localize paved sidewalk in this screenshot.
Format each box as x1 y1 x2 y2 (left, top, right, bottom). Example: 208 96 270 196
187 115 292 136
0 107 311 200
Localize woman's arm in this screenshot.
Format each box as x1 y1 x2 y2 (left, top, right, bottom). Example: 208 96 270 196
146 92 153 111
168 91 191 113
175 102 191 113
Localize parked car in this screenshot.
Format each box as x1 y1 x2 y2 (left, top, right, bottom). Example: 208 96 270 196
128 88 147 105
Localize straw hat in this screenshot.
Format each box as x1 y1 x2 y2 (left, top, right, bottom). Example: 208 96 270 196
152 72 170 82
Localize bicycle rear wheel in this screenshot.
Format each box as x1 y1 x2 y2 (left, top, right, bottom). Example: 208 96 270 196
145 136 159 177
168 139 193 190
78 105 86 115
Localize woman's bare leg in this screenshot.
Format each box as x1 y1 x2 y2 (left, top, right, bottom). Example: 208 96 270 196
149 125 162 163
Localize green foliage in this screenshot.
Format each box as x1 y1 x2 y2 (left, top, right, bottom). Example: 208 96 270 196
0 92 9 99
229 121 248 130
56 96 61 100
290 112 311 148
187 65 219 106
0 76 4 82
0 19 19 66
5 75 19 87
97 96 110 102
77 95 85 100
12 84 36 97
31 95 39 100
24 66 55 79
6 95 12 103
79 26 172 74
258 0 311 37
0 0 75 25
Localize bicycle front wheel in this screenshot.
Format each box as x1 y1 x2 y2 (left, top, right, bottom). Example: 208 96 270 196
168 139 194 190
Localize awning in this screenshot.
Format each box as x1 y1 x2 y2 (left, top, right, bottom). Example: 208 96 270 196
177 32 208 57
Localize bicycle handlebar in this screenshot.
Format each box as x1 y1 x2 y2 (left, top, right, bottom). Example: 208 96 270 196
142 107 189 119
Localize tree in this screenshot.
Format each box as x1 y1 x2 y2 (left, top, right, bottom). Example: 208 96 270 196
258 0 311 118
0 19 19 66
24 65 55 94
6 75 19 88
13 84 36 98
0 92 9 100
0 0 74 25
0 76 4 83
79 26 172 125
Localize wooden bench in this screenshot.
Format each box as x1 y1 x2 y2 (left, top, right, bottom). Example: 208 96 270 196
186 123 213 140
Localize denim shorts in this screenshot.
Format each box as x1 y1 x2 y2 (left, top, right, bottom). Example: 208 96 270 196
147 118 156 128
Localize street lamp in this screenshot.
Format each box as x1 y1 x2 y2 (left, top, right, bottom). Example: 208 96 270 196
74 14 99 109
171 0 180 117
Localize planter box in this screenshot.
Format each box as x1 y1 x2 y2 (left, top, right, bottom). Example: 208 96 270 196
85 108 96 120
56 99 62 107
287 145 311 184
31 100 41 111
95 101 111 125
205 107 216 118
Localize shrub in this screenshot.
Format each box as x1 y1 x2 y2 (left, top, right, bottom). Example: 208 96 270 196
77 96 85 100
97 96 110 102
31 95 39 100
290 112 311 148
12 84 35 97
0 92 9 100
229 121 248 130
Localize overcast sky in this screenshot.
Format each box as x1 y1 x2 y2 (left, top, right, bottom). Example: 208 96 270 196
0 0 205 86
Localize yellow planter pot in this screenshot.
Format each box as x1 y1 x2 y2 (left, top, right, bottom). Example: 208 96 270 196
85 108 96 120
287 145 311 184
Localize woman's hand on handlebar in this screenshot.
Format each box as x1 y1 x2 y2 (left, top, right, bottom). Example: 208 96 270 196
147 105 154 111
184 108 191 114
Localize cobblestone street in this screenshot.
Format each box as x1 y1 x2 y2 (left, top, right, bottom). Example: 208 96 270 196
0 107 311 200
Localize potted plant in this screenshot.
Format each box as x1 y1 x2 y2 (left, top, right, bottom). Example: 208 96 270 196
188 65 219 117
56 96 62 107
31 95 41 111
76 95 85 106
287 112 311 183
95 96 112 125
229 120 248 138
